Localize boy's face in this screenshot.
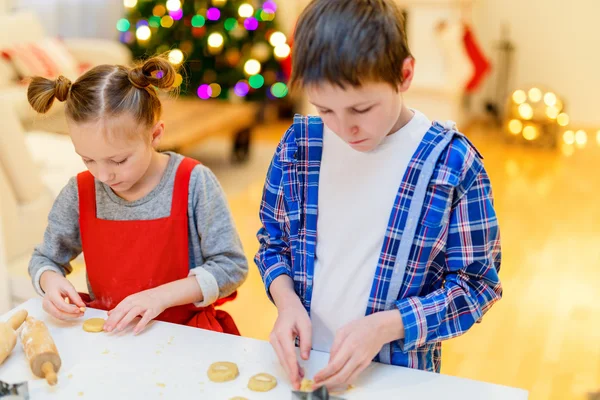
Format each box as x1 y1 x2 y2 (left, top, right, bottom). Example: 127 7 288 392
305 60 414 153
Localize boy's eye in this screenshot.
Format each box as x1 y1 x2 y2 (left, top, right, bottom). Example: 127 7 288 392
83 159 94 164
354 106 373 114
318 109 332 114
113 158 128 166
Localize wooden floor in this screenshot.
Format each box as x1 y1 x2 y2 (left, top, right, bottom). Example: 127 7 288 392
191 120 600 400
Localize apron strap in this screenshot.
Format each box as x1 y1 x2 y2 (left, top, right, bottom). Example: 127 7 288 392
77 171 97 219
170 157 199 217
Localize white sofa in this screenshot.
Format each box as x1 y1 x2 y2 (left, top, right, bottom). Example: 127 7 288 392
0 11 132 134
0 98 91 312
0 11 133 312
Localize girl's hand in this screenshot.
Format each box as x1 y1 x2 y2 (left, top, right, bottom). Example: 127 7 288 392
104 288 167 334
40 271 86 320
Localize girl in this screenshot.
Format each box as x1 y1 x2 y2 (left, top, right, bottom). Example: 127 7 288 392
27 56 247 335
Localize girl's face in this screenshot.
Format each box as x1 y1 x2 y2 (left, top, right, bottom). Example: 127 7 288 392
69 113 164 197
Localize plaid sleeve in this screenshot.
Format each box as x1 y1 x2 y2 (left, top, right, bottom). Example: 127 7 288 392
254 126 295 301
396 165 502 351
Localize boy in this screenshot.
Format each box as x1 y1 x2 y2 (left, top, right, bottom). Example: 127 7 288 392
255 0 502 390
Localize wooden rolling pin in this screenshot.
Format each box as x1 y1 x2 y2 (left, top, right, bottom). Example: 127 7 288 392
20 316 61 386
0 309 28 365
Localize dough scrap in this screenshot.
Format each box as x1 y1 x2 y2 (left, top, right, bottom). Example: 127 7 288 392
82 318 105 333
207 362 239 382
248 373 277 392
300 379 314 391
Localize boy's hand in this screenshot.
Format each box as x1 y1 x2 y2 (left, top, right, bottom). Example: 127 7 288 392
104 288 167 335
269 297 312 390
314 310 404 390
40 270 86 320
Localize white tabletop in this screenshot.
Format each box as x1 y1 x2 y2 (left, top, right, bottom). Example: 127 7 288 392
0 299 528 399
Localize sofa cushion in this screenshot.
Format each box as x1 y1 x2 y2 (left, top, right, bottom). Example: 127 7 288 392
2 38 79 81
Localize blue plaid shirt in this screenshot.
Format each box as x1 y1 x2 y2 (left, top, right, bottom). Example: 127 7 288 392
255 115 502 372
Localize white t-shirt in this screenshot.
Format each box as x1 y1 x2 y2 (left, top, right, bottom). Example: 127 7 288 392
310 110 432 353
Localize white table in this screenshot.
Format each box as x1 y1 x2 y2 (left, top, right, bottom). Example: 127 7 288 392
0 299 528 399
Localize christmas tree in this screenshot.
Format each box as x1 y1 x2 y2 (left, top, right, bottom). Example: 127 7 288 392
118 0 290 102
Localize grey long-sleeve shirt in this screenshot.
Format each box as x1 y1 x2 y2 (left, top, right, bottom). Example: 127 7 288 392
29 152 248 307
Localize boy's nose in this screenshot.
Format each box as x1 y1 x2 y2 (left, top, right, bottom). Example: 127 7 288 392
341 121 359 138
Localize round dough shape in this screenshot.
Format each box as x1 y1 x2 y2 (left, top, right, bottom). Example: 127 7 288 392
82 318 105 333
207 362 239 382
248 373 277 392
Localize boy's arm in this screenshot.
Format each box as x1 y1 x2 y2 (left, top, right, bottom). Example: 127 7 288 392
396 165 502 352
254 127 295 300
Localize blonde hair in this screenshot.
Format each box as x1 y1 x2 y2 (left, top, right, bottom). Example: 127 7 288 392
27 56 177 128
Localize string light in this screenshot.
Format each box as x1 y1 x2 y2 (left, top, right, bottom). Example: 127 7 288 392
166 0 181 12
153 5 166 17
249 74 265 89
234 81 250 97
244 59 261 75
244 17 259 30
270 82 288 98
274 44 290 59
263 1 277 12
124 0 137 8
575 130 587 147
545 106 559 119
207 7 221 21
161 16 174 28
544 92 557 107
563 130 575 145
197 84 212 100
136 25 151 40
518 103 533 120
192 15 206 27
269 32 286 47
172 74 183 88
261 10 275 21
508 119 523 135
557 113 570 127
224 18 238 31
512 90 527 104
116 19 130 32
238 4 254 18
522 125 538 141
528 87 542 103
168 49 184 65
208 32 224 48
209 83 222 98
170 8 183 20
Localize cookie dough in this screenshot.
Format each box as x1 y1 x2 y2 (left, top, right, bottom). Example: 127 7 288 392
82 318 105 333
207 362 239 382
248 373 277 392
300 379 314 391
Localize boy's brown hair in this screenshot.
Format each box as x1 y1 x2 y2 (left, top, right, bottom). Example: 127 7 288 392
27 56 177 128
290 0 412 91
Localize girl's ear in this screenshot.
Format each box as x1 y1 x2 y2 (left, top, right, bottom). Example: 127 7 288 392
150 121 165 148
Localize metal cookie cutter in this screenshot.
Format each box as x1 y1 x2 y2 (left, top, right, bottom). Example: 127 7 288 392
292 385 346 400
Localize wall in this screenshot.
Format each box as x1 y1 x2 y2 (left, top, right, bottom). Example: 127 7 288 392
471 0 598 126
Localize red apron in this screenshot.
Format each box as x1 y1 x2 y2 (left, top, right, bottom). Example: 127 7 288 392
77 157 239 335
